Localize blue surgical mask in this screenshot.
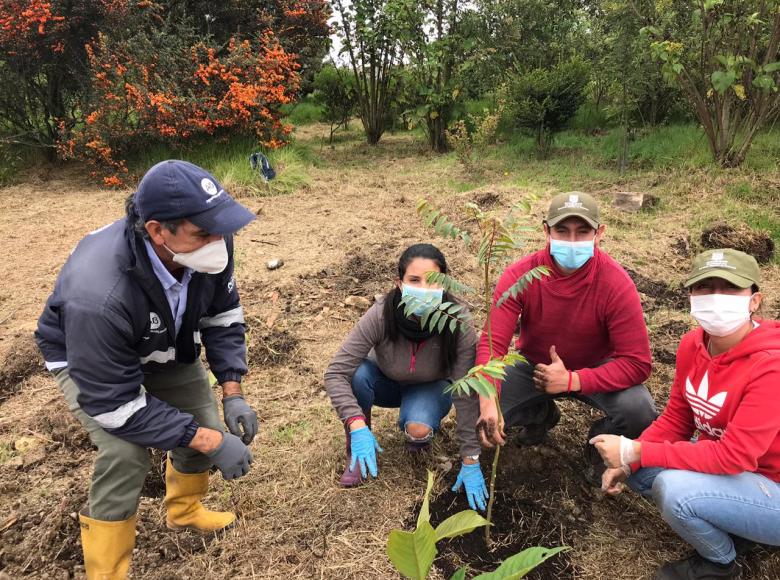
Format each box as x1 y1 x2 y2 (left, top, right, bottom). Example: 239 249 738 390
549 239 594 270
401 284 443 316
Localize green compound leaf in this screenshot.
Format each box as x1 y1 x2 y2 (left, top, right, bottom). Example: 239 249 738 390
496 266 550 308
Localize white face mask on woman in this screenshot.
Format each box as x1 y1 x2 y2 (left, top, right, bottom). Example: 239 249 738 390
164 239 228 274
689 293 754 337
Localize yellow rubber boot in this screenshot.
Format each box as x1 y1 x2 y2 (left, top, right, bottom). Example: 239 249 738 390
79 512 136 580
164 457 236 532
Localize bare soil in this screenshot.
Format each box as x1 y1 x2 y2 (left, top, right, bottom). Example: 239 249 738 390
1 126 779 579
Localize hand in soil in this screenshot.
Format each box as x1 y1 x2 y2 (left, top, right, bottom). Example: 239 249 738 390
602 467 628 495
348 426 383 478
452 462 488 511
533 346 576 394
476 397 506 447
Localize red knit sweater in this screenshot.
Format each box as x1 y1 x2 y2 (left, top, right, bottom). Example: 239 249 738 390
638 321 780 482
476 247 651 395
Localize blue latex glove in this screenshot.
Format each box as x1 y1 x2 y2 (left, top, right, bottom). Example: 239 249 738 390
452 462 488 511
349 426 383 478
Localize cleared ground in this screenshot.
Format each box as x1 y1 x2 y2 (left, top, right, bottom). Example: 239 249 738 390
0 124 779 579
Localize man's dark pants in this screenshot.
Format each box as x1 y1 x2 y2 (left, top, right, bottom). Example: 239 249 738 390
500 360 658 451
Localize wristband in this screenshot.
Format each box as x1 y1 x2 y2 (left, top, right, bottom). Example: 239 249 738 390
345 415 366 428
566 371 573 394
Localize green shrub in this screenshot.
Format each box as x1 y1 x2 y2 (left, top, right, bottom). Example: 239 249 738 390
503 60 590 158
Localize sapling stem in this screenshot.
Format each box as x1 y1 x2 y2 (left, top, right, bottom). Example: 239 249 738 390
482 220 501 546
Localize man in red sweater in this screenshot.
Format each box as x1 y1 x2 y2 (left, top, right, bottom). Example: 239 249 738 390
475 191 656 480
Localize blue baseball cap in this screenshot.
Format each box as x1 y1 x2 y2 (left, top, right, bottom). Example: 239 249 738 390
134 160 256 235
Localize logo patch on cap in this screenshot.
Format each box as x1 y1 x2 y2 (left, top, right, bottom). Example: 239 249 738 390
561 194 587 210
201 178 218 196
701 251 736 270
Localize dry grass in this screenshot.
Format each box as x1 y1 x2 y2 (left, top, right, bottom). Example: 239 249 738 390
0 124 778 579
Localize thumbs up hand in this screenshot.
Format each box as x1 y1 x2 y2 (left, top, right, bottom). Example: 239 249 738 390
533 345 580 394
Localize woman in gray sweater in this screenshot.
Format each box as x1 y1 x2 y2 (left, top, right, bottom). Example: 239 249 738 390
324 244 482 499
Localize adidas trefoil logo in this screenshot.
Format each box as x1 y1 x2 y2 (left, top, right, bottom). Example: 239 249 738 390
685 371 726 420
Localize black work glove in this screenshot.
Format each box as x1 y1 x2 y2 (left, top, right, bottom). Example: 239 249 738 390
223 395 258 445
206 432 253 480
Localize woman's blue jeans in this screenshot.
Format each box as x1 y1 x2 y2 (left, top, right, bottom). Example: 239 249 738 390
351 359 452 441
628 467 780 564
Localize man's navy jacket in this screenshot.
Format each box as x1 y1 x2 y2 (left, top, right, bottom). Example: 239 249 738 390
35 219 248 450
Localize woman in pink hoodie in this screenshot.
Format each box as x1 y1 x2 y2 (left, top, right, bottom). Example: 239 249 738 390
591 248 780 580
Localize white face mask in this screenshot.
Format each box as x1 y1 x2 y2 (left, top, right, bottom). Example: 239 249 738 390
690 293 753 337
165 239 228 274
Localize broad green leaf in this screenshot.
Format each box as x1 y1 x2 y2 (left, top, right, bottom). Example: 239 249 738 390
764 62 780 73
711 70 736 94
387 523 437 580
429 310 443 331
450 568 468 580
449 318 458 333
434 510 489 542
472 546 569 580
417 470 435 526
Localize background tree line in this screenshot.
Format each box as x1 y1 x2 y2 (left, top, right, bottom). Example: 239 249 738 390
1 0 778 181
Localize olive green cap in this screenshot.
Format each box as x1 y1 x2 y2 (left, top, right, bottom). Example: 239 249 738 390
546 191 600 229
684 248 761 289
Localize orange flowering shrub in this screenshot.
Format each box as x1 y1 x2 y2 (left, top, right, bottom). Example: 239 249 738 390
59 21 299 186
0 0 128 149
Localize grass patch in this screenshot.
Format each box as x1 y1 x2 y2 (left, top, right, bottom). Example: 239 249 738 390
126 134 315 197
273 420 311 443
495 124 780 173
281 95 323 125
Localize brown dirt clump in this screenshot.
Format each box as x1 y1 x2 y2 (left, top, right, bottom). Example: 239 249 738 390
424 444 583 578
701 223 775 264
246 325 300 367
626 268 688 312
0 334 43 400
650 320 692 365
35 396 93 452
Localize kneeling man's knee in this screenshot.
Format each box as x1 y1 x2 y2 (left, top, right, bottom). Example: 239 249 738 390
405 422 433 442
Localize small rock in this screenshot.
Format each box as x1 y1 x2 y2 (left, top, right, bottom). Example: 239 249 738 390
69 512 78 521
344 296 371 309
13 436 42 454
266 258 284 270
612 191 644 212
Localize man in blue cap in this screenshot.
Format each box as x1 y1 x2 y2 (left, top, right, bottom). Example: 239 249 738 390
36 160 259 579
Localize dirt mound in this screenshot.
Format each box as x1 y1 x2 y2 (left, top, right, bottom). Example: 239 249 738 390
35 397 93 452
141 449 167 498
671 236 692 258
336 251 395 295
474 191 502 209
246 326 300 367
700 223 775 264
650 320 691 365
0 486 87 576
415 445 589 579
625 268 688 312
0 334 44 400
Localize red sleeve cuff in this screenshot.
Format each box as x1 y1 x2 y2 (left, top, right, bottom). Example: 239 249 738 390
576 368 595 396
639 441 666 469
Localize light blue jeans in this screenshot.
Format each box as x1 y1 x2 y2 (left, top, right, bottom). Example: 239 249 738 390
629 467 780 564
351 359 452 441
